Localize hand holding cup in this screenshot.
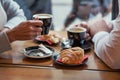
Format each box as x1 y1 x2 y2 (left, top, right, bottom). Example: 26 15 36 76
6 20 43 42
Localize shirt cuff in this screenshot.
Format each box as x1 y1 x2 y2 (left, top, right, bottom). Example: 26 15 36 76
92 31 109 43
0 32 11 53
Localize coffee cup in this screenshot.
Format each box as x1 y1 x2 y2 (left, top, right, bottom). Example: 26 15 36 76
67 27 86 47
33 14 53 35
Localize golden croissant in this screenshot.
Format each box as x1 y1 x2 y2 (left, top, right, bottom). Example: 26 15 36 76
60 47 84 64
41 34 60 43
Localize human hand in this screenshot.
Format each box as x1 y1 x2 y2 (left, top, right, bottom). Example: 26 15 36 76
80 19 111 38
87 19 111 37
6 20 43 42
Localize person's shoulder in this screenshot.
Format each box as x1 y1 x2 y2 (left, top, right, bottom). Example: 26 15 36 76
0 0 19 7
1 0 9 2
0 0 11 4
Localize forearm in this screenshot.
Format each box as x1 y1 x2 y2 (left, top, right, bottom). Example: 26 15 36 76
92 21 120 69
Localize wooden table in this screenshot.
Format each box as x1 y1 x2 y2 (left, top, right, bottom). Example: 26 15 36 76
0 66 119 80
0 31 120 80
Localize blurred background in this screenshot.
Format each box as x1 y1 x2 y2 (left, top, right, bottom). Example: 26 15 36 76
52 0 112 31
14 0 112 31
52 0 72 31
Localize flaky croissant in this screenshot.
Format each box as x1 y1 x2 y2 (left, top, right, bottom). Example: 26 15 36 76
60 47 84 64
41 34 60 43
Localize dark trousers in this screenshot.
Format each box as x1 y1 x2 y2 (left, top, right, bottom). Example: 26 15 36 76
112 0 119 20
14 0 32 20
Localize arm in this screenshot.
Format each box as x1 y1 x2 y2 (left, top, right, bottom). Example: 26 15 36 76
64 0 78 27
92 16 120 69
92 0 120 69
0 0 26 53
0 20 43 53
1 0 26 29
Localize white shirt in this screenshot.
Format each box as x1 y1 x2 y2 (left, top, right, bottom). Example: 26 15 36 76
92 0 120 69
0 0 26 53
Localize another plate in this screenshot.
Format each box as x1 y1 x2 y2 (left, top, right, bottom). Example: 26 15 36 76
23 46 54 58
52 54 88 66
34 36 59 45
34 37 50 44
80 40 92 51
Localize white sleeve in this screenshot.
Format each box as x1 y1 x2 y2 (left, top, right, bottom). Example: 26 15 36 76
92 0 120 69
1 0 26 29
92 19 120 69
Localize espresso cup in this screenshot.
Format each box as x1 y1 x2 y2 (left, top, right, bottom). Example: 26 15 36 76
33 14 53 35
67 27 86 47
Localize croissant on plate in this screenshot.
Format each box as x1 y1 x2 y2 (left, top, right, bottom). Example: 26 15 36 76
60 47 84 64
41 34 60 43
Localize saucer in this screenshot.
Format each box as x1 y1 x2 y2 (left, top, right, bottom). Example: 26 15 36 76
34 36 58 45
80 40 92 51
61 40 92 51
23 46 54 58
34 37 52 45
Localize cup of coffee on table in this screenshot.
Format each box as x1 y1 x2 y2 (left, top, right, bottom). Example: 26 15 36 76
33 14 53 35
67 26 86 47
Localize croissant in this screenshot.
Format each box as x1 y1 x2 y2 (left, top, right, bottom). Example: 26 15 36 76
60 47 84 64
41 34 60 43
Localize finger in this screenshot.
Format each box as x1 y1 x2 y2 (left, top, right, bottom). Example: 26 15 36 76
80 22 88 28
85 33 90 38
85 33 91 41
80 22 90 33
21 31 37 39
33 17 39 20
31 30 43 38
36 28 42 35
27 27 42 37
28 32 38 39
27 20 43 27
30 27 42 33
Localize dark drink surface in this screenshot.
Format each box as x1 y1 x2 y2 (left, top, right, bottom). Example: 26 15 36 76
33 14 52 35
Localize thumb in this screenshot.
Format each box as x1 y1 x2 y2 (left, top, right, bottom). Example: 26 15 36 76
80 22 90 33
80 22 88 28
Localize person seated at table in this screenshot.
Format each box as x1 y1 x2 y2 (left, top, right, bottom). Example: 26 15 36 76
24 0 54 30
64 0 112 28
26 0 52 15
79 0 120 69
0 0 43 53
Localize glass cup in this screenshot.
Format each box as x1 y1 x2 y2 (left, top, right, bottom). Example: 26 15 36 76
33 14 53 35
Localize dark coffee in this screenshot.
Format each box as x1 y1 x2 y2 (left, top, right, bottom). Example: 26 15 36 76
67 27 86 47
69 27 85 33
33 14 52 35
